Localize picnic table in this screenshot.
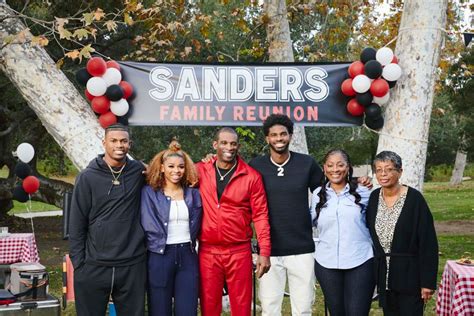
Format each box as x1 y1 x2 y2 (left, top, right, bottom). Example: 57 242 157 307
437 260 474 315
0 233 40 264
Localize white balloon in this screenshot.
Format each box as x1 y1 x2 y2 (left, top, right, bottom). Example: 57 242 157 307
382 63 402 81
352 75 371 93
110 99 129 116
373 91 390 105
86 77 107 96
16 143 35 163
102 68 122 86
376 47 394 66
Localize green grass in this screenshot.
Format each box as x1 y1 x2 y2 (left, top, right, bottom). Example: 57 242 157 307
8 201 59 214
424 181 474 221
1 166 59 215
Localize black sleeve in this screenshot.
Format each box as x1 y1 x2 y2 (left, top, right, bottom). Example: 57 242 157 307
248 157 257 169
416 191 439 290
69 172 91 270
309 158 323 192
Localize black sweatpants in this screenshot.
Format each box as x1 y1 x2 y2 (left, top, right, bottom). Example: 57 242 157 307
74 260 146 316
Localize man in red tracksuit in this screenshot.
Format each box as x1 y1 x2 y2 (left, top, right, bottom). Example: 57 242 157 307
196 127 271 316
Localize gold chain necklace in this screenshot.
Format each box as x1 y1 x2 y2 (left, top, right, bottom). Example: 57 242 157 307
106 162 126 186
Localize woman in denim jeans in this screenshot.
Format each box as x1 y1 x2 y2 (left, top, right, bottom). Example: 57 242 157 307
310 149 375 316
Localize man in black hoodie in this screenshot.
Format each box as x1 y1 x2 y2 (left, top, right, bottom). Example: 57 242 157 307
69 124 146 316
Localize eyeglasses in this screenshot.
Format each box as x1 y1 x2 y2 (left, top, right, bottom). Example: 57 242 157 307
375 168 399 175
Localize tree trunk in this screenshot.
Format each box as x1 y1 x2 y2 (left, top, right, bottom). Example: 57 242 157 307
264 0 308 154
0 2 103 171
376 0 448 191
450 149 467 186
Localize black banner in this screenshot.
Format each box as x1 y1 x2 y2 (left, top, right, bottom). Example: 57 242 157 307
119 62 361 126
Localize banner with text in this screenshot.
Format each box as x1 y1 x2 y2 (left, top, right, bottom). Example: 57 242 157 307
120 62 361 126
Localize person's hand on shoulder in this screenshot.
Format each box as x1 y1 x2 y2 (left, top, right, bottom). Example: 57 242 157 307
357 176 373 189
201 153 216 163
140 161 149 176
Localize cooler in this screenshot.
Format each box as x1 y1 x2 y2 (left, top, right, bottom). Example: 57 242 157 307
0 294 60 315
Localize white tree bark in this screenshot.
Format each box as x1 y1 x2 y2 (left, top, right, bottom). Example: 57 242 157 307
450 149 467 186
0 2 103 171
376 0 447 191
264 0 308 154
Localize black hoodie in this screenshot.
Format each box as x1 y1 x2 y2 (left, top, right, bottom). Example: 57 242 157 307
69 155 146 269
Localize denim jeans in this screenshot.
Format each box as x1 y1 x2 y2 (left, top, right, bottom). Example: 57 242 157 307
314 258 375 316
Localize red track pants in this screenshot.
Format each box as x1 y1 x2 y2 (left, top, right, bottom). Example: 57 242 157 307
199 247 252 316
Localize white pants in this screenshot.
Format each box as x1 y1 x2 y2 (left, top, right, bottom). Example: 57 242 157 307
258 253 315 316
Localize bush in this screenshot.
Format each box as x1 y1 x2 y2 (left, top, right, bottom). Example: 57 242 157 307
426 163 474 182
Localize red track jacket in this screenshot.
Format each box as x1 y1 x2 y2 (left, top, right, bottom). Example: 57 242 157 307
196 156 271 257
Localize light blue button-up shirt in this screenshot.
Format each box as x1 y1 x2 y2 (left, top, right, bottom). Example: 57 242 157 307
311 183 373 269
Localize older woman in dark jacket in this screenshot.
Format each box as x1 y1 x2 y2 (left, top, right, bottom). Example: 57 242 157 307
141 140 202 316
366 151 438 316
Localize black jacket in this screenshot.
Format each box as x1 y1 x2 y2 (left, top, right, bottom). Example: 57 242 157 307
69 155 146 269
366 186 438 305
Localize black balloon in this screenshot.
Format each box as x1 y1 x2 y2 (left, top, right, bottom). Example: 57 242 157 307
388 80 397 88
365 115 384 130
365 103 382 118
117 116 129 126
75 68 92 86
356 92 373 107
360 47 377 64
106 85 124 101
364 60 383 79
13 185 29 202
14 162 31 179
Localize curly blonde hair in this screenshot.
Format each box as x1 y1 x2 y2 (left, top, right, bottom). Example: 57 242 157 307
146 139 198 190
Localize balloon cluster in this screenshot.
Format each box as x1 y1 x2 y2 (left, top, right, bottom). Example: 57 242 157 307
341 47 402 130
76 57 134 128
12 143 40 203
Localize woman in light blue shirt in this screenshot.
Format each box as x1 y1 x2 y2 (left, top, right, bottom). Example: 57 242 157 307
311 149 375 316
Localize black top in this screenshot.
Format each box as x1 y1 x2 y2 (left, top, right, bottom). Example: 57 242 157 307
215 162 237 201
69 155 146 269
249 152 323 256
366 186 438 306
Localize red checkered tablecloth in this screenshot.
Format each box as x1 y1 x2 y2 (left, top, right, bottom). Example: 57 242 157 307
437 260 474 315
0 233 40 264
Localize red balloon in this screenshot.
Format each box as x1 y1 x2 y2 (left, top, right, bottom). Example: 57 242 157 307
348 61 365 78
347 98 365 116
119 81 134 99
91 96 111 114
99 112 117 128
106 60 121 70
23 176 40 194
370 79 390 97
391 55 398 64
87 57 107 77
85 89 94 101
341 78 356 96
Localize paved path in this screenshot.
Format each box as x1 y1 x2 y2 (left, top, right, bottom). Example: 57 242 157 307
14 210 63 218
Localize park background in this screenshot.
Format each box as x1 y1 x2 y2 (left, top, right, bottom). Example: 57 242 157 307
1 0 473 315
